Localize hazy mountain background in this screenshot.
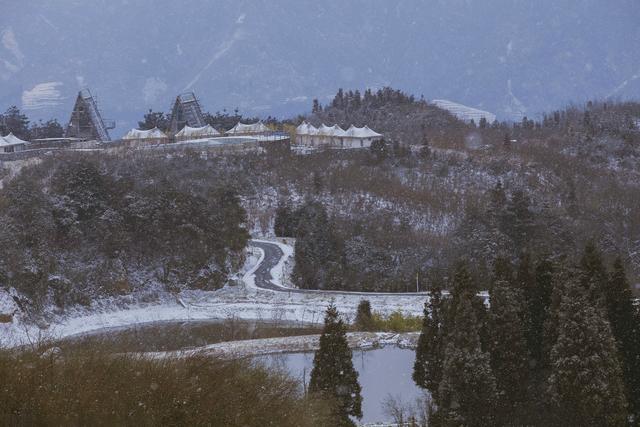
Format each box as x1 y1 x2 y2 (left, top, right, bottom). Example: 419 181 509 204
1 0 639 136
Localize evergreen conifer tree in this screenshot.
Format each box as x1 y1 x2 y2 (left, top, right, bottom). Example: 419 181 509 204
354 299 374 331
419 134 431 158
547 279 627 425
436 265 497 425
503 190 535 252
607 258 640 421
492 256 513 286
488 279 530 422
413 282 445 396
437 298 497 426
579 241 608 306
488 181 507 218
274 201 294 237
527 256 554 367
292 201 342 290
0 106 30 139
309 304 362 426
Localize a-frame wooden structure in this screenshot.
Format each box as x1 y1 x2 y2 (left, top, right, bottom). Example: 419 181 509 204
65 89 114 142
167 92 206 135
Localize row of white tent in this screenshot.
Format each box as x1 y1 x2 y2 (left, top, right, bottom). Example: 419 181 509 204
122 127 169 141
226 121 271 135
122 121 273 142
295 122 382 148
0 133 29 153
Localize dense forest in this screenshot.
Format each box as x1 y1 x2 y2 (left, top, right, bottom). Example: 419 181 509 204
0 154 249 314
412 242 640 425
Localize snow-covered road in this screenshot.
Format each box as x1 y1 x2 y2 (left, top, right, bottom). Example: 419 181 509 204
1 238 429 347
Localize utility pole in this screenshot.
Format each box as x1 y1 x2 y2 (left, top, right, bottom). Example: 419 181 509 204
416 271 419 293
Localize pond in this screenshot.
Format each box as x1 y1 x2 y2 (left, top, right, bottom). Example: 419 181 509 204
255 346 426 424
59 319 321 353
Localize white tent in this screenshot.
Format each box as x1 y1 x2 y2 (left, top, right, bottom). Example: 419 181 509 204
329 124 347 137
295 121 321 145
175 124 220 140
295 122 381 148
342 125 383 148
0 133 28 153
226 121 271 135
122 127 168 140
295 121 310 135
317 123 335 136
344 125 382 139
3 133 29 145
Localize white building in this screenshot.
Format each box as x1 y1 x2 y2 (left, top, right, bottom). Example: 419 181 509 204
295 121 382 149
0 133 28 153
175 124 220 141
226 121 271 135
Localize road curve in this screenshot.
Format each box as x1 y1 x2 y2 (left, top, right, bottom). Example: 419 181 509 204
248 240 430 297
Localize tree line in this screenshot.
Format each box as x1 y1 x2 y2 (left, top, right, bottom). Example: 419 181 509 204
0 106 64 140
413 243 640 425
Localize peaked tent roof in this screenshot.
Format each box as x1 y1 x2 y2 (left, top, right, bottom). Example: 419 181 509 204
317 124 335 136
296 121 310 134
226 121 271 134
296 122 318 135
175 124 221 138
1 133 29 146
122 127 168 140
329 124 347 137
344 125 382 138
298 122 375 137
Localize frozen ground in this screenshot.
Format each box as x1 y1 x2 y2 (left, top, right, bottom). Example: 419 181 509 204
0 238 428 348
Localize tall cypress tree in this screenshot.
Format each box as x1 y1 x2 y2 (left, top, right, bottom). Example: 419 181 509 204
546 279 627 425
274 201 294 237
413 282 445 396
436 264 497 426
488 279 530 422
309 304 362 426
527 256 554 368
608 258 640 421
579 241 608 306
503 189 535 252
353 299 374 331
293 201 342 290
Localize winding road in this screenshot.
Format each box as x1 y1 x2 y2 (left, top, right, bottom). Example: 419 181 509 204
249 239 430 297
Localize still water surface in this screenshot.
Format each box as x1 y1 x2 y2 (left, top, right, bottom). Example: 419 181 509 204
255 346 425 424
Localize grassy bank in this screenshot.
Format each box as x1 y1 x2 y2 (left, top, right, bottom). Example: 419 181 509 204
0 348 334 426
352 310 422 333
